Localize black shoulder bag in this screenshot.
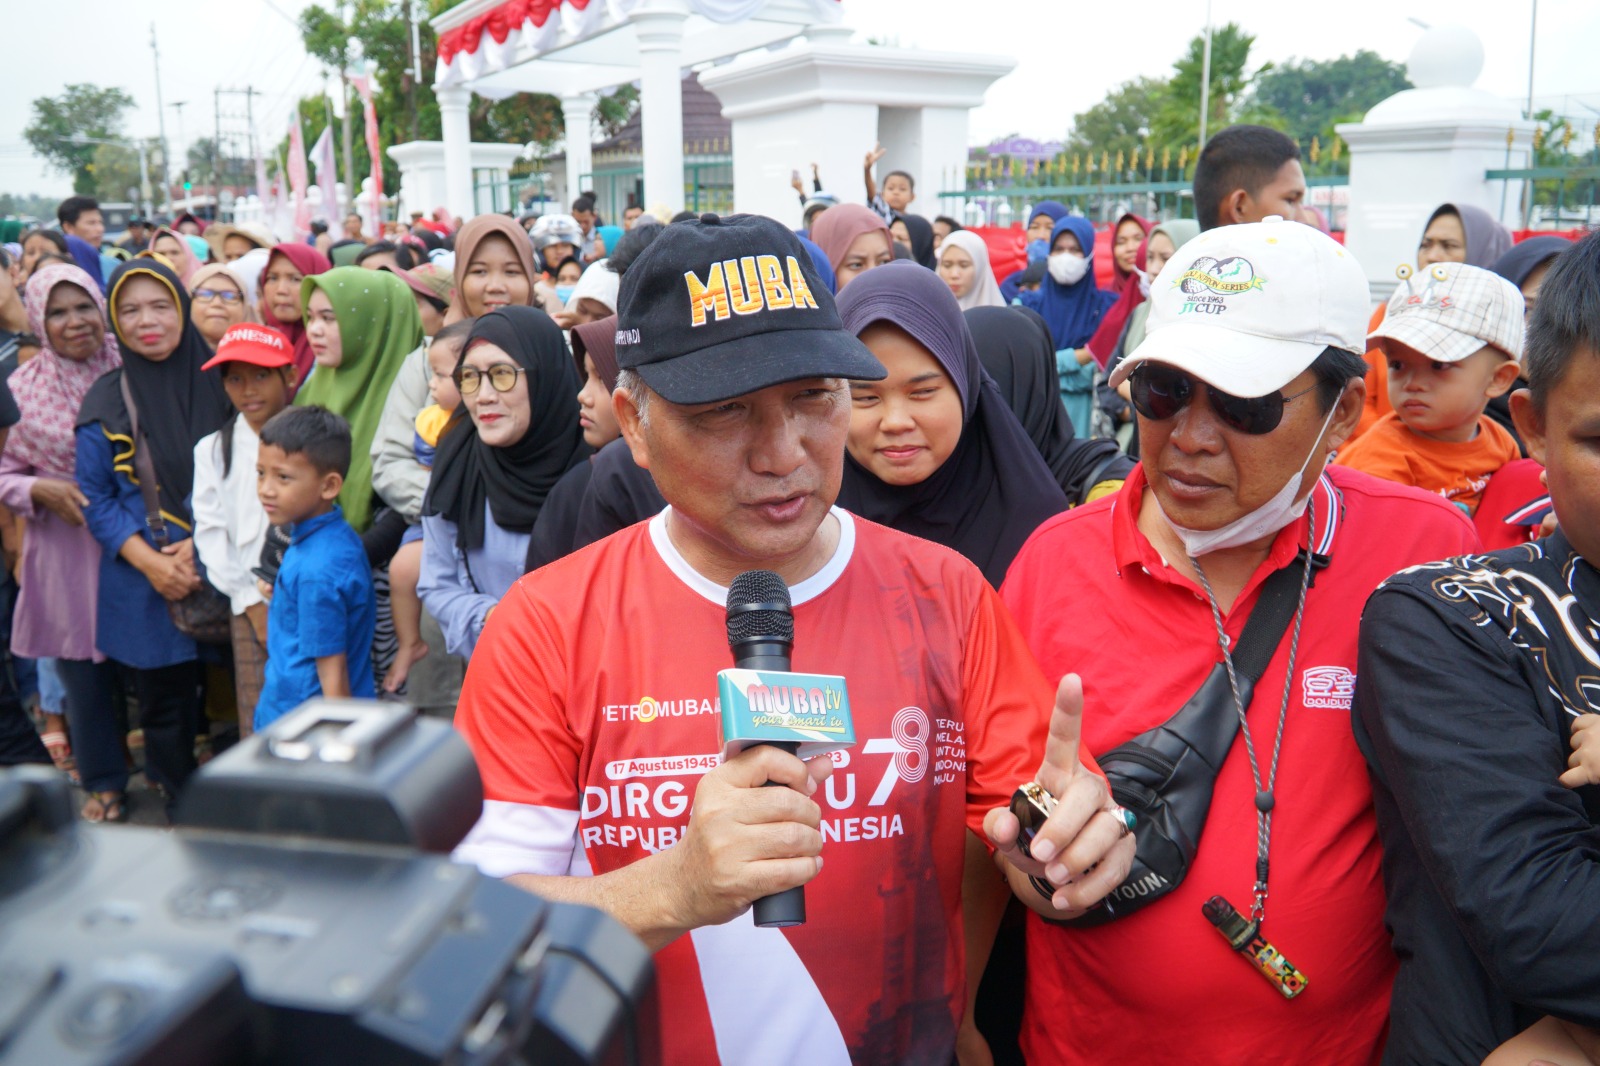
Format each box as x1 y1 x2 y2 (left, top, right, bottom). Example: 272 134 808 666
1057 549 1319 928
119 374 233 645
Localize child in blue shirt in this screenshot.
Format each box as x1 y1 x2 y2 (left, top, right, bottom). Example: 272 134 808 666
252 405 376 731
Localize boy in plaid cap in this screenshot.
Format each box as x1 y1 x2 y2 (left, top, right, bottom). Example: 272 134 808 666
1336 262 1525 515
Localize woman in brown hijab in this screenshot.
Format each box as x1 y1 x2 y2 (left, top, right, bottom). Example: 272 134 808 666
809 204 895 291
451 215 560 319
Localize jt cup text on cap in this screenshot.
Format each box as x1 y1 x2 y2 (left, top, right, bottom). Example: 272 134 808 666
1109 216 1369 399
613 213 885 406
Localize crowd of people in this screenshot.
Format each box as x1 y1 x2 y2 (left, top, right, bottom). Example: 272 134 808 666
0 120 1596 1065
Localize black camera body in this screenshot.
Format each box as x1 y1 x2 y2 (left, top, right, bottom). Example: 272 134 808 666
0 701 655 1065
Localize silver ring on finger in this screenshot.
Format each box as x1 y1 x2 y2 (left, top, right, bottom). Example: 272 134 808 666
1106 804 1136 838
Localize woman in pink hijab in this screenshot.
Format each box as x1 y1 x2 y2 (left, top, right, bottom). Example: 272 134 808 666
0 264 125 820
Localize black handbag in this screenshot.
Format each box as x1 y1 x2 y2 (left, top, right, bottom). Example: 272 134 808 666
119 374 233 645
1059 551 1315 927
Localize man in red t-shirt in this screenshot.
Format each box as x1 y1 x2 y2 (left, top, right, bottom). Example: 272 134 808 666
452 214 1135 1065
996 218 1480 1064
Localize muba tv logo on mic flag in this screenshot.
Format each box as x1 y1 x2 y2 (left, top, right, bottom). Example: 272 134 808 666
717 669 855 760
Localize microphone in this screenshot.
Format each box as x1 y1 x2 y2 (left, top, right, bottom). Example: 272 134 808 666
721 570 855 928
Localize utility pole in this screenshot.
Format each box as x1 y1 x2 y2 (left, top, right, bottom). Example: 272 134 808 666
214 87 263 202
169 100 188 212
214 89 223 193
247 87 260 216
150 24 172 211
1197 0 1214 149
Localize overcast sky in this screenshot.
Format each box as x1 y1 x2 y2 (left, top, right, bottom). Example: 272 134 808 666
4 0 1597 200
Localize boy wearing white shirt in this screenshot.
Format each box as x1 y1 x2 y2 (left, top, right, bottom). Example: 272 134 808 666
192 323 297 737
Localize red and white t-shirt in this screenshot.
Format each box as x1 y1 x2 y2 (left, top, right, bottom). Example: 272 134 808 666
1001 465 1479 1065
454 508 1050 1066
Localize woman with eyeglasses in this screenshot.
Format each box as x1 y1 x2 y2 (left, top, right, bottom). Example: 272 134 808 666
187 263 257 350
419 307 587 659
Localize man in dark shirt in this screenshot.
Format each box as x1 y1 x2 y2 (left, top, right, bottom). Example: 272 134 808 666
1354 230 1600 1064
116 217 151 254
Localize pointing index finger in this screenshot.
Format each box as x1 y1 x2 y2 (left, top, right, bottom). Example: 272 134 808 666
1036 674 1087 798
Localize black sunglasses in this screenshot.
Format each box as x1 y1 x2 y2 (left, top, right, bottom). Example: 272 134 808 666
1129 363 1319 436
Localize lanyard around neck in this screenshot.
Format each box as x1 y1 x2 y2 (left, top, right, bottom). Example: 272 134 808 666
1191 497 1316 923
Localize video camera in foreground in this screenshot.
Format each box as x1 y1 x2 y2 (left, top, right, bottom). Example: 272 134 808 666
0 700 657 1065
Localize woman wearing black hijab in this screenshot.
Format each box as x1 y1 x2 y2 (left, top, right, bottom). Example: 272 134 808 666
1485 235 1575 449
965 305 1133 503
836 261 1068 587
419 307 587 658
891 212 938 270
75 257 233 809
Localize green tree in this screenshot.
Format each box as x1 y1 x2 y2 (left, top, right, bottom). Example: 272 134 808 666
1065 77 1167 164
0 193 63 221
23 84 136 194
1151 24 1282 151
89 138 160 204
300 0 640 190
595 85 640 140
1249 51 1410 149
188 137 219 186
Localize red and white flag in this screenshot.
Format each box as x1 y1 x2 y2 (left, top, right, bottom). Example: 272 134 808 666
350 74 384 228
309 122 339 220
287 114 312 239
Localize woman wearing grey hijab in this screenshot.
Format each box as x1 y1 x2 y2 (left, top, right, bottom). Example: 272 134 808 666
1418 202 1512 268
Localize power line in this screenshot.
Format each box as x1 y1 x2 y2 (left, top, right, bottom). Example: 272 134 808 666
259 0 304 29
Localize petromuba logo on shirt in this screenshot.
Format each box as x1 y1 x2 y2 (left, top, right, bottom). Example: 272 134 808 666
602 694 720 723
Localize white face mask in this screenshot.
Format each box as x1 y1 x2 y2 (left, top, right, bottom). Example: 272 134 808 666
1047 251 1088 286
1155 387 1345 557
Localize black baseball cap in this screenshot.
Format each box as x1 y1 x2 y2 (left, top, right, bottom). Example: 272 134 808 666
615 212 885 405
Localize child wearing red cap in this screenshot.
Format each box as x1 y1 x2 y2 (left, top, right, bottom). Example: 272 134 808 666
192 323 298 736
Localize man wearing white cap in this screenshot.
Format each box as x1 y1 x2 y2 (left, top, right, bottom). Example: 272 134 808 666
993 217 1481 1063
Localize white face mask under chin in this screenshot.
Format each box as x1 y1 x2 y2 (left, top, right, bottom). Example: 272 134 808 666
1155 387 1345 558
1047 251 1088 286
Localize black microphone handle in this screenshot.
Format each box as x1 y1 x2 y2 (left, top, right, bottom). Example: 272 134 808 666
733 640 807 928
751 739 805 928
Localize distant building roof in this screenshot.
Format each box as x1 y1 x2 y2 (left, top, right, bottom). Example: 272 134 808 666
985 136 1064 161
552 72 731 162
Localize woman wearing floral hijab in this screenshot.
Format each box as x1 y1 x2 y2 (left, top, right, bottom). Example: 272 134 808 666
0 264 123 819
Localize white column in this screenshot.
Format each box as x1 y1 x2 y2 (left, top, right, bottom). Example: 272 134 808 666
561 93 599 207
436 84 474 220
632 2 689 216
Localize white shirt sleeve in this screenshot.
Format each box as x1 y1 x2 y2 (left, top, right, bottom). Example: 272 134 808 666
192 431 263 615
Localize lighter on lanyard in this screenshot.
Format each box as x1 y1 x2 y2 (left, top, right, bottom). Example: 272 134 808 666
1202 895 1308 999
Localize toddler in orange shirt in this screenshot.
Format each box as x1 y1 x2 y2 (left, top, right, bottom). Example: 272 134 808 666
1336 262 1524 515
